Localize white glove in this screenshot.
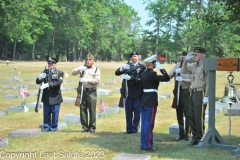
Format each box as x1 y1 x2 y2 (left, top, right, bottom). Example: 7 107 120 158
121 64 130 71
176 76 183 82
186 52 195 60
123 74 131 80
40 83 49 90
78 66 87 72
38 73 46 80
156 61 162 70
203 97 208 104
79 78 88 83
176 68 181 74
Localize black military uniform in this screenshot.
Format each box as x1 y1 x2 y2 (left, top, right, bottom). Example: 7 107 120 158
139 54 170 150
36 57 64 131
115 51 146 134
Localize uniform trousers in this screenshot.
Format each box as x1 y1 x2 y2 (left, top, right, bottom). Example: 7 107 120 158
189 90 205 142
43 104 60 131
140 106 157 150
125 98 141 133
80 90 97 132
176 88 190 137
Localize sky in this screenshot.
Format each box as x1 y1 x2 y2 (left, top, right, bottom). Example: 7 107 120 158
124 0 153 30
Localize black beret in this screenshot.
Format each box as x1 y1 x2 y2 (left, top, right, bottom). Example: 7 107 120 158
129 51 139 57
194 47 206 54
47 57 58 64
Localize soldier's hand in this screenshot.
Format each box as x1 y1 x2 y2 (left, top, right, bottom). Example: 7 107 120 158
79 78 88 83
203 97 208 104
120 64 130 72
38 73 46 80
175 68 181 74
78 66 87 72
156 61 162 70
176 76 183 82
186 52 194 60
123 74 131 80
40 83 49 90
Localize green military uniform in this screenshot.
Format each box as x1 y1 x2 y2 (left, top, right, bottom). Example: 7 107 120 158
72 54 101 133
169 53 192 141
181 47 209 145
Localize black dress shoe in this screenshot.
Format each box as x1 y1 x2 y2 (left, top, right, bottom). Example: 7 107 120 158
141 147 156 151
80 129 89 133
187 141 198 146
185 136 190 141
90 130 95 133
175 136 184 141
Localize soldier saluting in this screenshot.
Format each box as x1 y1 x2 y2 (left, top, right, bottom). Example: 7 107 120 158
139 54 170 151
36 57 64 132
115 51 146 134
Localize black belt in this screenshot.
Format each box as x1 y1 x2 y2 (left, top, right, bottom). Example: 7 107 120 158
83 88 96 91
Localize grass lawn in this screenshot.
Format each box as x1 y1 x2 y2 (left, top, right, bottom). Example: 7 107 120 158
0 60 240 160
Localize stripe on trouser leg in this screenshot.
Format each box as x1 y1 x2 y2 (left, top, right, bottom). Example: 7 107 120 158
148 106 154 149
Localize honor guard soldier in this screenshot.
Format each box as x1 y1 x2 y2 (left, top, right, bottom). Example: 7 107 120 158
178 47 209 145
72 54 100 133
36 57 64 132
139 54 170 151
115 51 146 134
169 51 191 141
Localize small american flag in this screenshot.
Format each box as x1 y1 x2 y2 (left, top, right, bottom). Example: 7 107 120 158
20 88 29 99
100 98 106 113
0 134 3 141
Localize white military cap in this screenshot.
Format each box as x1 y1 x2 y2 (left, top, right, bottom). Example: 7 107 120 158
143 54 156 63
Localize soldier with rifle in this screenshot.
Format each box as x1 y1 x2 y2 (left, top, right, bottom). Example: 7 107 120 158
72 54 100 133
115 51 145 134
169 51 191 141
36 57 64 132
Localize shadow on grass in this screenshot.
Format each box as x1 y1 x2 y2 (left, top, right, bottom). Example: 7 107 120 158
67 131 240 159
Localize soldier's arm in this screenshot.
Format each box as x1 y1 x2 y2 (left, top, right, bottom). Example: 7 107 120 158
48 71 64 88
168 65 178 79
88 68 100 85
204 70 209 97
71 67 83 75
153 69 170 82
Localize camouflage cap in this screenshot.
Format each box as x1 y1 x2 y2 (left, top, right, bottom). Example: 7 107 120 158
47 57 58 64
194 47 206 54
86 53 94 59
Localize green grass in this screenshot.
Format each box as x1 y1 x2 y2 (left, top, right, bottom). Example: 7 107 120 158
0 60 240 160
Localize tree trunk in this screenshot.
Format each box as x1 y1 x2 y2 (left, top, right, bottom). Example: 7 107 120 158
4 38 8 60
80 48 83 61
72 36 77 61
155 17 161 54
32 42 36 60
51 29 56 57
12 38 17 60
40 42 44 60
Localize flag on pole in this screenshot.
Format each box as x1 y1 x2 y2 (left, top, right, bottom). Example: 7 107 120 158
100 97 106 113
20 88 29 99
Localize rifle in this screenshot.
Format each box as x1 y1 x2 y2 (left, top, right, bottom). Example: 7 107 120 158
118 59 130 108
35 67 47 113
75 60 87 106
171 57 184 108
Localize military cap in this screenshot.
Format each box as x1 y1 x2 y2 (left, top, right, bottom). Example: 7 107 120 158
47 57 58 64
182 51 187 56
129 51 139 58
143 54 156 63
86 53 94 59
194 47 206 54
